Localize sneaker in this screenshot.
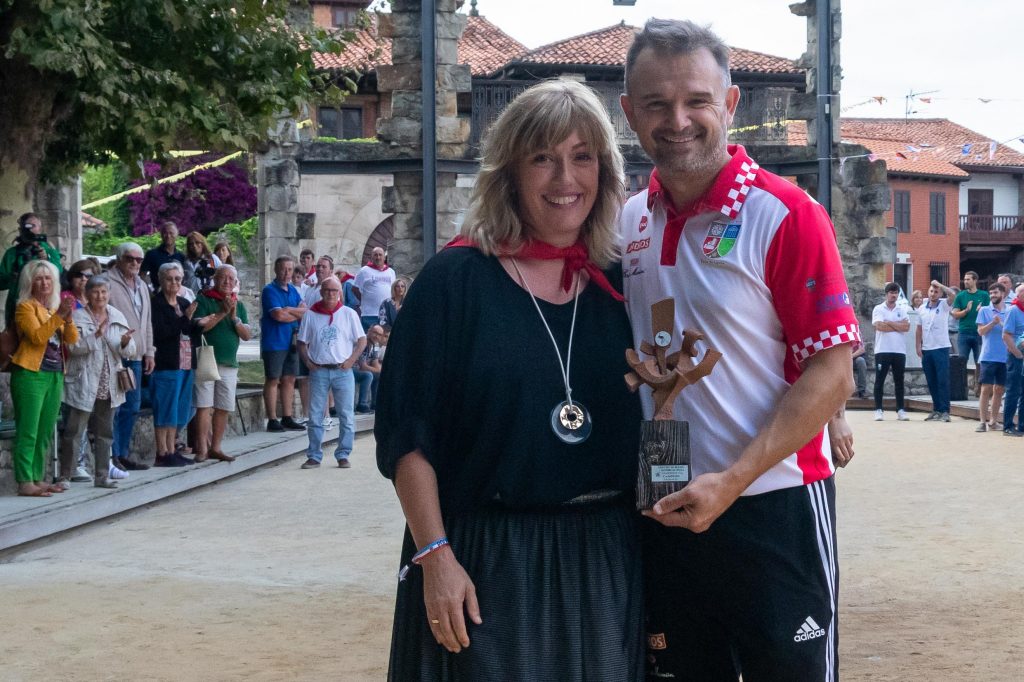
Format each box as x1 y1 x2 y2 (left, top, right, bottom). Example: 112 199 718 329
322 417 336 428
975 423 988 433
71 466 93 483
267 418 284 432
118 457 149 471
1004 429 1023 438
154 453 191 467
281 416 306 431
108 462 129 480
355 405 373 415
897 410 910 421
55 478 71 491
924 412 940 421
874 409 883 421
856 391 867 399
989 422 1003 432
300 458 321 469
940 412 950 422
337 458 351 469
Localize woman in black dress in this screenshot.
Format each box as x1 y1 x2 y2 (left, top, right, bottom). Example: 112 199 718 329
375 80 643 680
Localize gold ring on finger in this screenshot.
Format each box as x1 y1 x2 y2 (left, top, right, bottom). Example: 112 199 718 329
430 619 440 624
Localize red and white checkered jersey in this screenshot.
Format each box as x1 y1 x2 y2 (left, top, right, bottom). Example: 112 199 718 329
620 145 860 495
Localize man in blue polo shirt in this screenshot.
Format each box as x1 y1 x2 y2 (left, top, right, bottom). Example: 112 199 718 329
975 282 1008 431
1000 284 1024 436
261 255 307 432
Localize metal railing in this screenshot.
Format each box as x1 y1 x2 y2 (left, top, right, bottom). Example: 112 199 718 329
959 215 1023 231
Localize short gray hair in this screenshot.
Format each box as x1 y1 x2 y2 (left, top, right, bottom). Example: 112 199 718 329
213 264 238 282
158 261 184 282
625 19 731 92
85 274 110 292
115 242 143 259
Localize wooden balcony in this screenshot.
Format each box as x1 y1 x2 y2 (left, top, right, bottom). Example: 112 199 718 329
959 214 1024 245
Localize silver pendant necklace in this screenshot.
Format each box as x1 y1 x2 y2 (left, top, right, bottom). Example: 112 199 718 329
510 258 592 445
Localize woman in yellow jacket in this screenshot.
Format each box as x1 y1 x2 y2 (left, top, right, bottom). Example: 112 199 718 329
10 259 77 497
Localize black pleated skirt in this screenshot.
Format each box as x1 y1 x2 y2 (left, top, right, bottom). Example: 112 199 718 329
387 500 644 681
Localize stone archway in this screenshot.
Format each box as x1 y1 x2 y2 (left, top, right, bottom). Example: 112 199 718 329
361 215 394 267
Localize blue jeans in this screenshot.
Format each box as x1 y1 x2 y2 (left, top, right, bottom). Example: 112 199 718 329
1003 356 1024 431
112 360 143 458
957 331 982 366
353 369 374 410
921 348 950 413
307 367 355 462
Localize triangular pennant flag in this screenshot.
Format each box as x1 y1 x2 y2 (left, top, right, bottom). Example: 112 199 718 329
895 152 908 159
962 143 973 155
907 145 921 153
989 141 998 160
919 97 932 103
868 153 878 162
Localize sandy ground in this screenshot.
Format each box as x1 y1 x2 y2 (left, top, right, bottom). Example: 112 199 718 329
1 412 1022 681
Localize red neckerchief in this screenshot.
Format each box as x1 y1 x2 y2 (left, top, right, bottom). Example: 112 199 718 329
447 235 624 302
311 300 344 324
1013 297 1024 314
338 272 354 283
306 266 316 278
202 289 237 302
365 261 389 272
647 144 758 266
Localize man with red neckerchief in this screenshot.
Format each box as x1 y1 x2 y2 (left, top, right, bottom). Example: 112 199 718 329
618 19 857 681
353 247 396 332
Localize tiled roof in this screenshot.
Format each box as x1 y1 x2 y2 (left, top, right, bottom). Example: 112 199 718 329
842 118 1024 169
788 119 1024 178
511 22 802 75
458 15 528 76
312 15 526 77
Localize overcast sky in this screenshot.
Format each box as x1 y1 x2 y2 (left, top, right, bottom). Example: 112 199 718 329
461 0 1024 152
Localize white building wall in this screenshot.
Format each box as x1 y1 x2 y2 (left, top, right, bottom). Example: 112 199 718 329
297 173 393 274
959 172 1020 216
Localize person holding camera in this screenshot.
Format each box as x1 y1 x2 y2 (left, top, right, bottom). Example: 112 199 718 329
0 213 63 325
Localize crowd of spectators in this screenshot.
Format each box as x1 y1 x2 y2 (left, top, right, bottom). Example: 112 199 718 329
1 214 404 496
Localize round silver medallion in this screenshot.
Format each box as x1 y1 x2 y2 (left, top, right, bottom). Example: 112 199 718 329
550 400 592 445
654 331 672 347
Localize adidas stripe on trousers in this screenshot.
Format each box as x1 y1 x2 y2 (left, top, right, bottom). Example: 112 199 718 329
642 477 839 682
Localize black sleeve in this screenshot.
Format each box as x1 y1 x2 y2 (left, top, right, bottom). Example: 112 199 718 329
374 252 460 480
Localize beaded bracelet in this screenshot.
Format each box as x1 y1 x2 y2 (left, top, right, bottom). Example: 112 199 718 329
411 536 449 565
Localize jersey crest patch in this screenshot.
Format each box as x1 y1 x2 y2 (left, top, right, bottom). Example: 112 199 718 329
702 221 741 259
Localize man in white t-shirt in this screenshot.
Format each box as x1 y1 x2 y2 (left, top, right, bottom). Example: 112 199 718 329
916 280 956 422
296 276 365 469
872 282 911 421
352 247 395 331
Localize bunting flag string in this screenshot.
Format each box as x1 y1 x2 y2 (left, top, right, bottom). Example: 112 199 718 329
81 151 243 210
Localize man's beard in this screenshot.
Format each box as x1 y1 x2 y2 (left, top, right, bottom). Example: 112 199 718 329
647 123 729 179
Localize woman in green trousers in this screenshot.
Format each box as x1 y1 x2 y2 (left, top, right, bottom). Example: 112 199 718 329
10 259 77 497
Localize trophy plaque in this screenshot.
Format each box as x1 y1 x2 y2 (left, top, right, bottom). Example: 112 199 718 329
625 299 722 510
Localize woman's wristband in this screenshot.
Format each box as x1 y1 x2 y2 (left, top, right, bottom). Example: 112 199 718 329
411 536 449 565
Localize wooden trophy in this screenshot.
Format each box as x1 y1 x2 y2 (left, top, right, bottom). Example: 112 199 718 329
625 299 722 510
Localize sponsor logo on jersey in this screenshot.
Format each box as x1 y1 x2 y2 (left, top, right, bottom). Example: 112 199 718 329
815 291 852 313
647 632 668 650
702 221 741 259
626 237 651 253
793 616 826 642
639 215 649 233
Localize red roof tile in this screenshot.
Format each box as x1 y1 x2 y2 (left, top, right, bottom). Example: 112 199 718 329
841 118 1024 169
511 22 802 75
312 15 526 77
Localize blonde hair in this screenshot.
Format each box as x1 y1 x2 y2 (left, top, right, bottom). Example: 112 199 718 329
17 259 61 310
461 79 625 267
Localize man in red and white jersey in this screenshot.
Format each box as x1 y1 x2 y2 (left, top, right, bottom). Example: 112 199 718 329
619 19 858 681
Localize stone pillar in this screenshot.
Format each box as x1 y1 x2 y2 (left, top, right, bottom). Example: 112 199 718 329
34 180 82 267
376 0 471 276
257 115 301 286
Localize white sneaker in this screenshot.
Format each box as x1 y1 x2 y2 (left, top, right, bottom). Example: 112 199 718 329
874 409 884 421
322 417 336 428
71 466 93 482
897 410 910 421
108 462 129 480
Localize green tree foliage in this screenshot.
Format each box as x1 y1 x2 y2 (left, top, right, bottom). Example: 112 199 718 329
81 162 131 235
0 0 354 186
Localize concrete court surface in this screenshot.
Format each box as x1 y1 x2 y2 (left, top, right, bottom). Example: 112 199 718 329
1 411 1022 681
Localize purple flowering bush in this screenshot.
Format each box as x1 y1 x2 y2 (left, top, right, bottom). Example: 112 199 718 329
128 153 256 236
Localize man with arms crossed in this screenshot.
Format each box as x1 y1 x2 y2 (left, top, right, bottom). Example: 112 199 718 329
975 282 1008 431
872 283 911 421
619 19 856 681
915 280 955 422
